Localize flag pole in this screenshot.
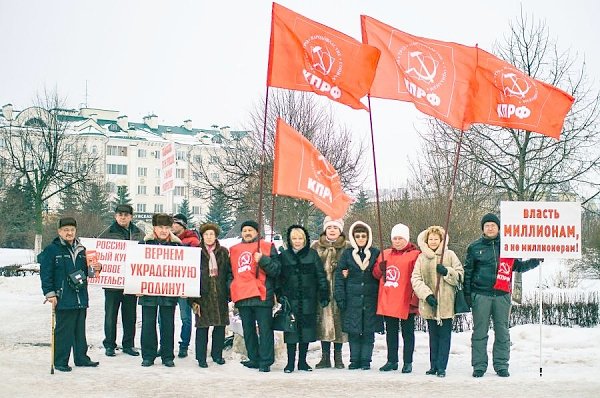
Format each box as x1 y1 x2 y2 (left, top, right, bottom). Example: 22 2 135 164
366 95 385 259
435 128 465 298
256 86 271 251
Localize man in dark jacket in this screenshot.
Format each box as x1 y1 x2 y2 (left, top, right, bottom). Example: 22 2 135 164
227 220 280 372
98 204 144 357
39 217 102 372
464 213 541 378
171 213 199 358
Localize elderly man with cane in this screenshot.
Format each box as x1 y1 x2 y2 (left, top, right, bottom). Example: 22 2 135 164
40 217 102 372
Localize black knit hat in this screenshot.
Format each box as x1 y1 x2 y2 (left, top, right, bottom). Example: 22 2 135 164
173 213 187 228
240 220 259 232
58 217 77 228
481 213 500 230
152 213 173 227
115 204 133 214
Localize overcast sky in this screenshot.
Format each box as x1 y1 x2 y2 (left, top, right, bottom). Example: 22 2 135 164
1 0 598 189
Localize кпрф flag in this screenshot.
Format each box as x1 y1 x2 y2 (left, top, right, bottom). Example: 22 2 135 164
272 118 352 219
268 3 380 111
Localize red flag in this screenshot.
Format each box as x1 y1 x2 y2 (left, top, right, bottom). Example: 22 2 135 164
272 118 352 219
470 48 575 139
361 15 476 130
268 3 380 111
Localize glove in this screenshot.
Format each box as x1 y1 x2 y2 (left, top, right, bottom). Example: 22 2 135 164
337 300 346 311
379 260 387 272
320 299 329 308
436 264 448 276
426 295 438 308
465 294 472 308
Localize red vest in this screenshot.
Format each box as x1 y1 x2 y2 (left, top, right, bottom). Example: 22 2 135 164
229 240 273 303
376 248 420 319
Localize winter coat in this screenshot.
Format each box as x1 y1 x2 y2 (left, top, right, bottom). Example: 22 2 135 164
334 221 384 335
227 238 281 308
278 225 329 343
137 232 182 307
177 229 200 247
98 221 144 242
411 229 463 322
189 240 230 327
39 237 90 310
372 242 420 320
311 232 349 342
98 221 144 292
464 234 540 297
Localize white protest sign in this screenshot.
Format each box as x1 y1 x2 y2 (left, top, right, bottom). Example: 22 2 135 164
80 237 136 288
500 201 581 259
123 244 201 297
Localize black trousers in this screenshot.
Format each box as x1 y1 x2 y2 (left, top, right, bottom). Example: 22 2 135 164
238 306 274 367
195 326 226 362
348 332 375 365
141 305 175 362
384 314 415 364
427 318 453 371
102 289 137 349
54 308 90 366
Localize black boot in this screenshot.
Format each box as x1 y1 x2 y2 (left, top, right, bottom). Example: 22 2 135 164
315 347 331 369
334 348 345 369
297 343 312 371
284 343 296 373
379 362 398 371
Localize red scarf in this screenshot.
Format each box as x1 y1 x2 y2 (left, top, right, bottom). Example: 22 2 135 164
493 258 515 293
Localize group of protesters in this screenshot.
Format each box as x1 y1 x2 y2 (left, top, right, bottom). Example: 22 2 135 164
39 204 541 377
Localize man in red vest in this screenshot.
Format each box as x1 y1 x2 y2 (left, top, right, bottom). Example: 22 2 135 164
228 220 281 372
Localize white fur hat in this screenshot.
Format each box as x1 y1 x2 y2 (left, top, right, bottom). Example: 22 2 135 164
390 223 410 241
323 216 344 232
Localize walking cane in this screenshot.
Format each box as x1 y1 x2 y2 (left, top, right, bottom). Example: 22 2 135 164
50 305 55 375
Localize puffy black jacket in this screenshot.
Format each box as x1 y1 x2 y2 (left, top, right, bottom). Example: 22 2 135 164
98 221 144 241
464 235 540 296
39 237 90 310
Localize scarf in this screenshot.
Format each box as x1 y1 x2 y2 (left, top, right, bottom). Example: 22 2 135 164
207 243 218 277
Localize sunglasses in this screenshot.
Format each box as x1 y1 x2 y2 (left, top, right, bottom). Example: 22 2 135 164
354 233 368 239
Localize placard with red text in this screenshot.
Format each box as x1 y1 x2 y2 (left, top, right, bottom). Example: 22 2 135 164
500 201 581 259
123 244 201 297
80 238 136 288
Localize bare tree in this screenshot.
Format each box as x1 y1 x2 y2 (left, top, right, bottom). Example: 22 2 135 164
192 90 367 233
413 11 600 300
0 90 101 252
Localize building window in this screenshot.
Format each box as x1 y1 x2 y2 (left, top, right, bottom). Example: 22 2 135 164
65 144 74 153
154 204 164 212
192 206 200 215
209 155 219 164
151 150 160 159
137 185 147 195
192 188 201 197
138 167 147 177
174 186 185 196
176 168 185 179
176 150 186 161
192 172 201 181
138 149 147 158
91 145 98 154
155 168 161 178
107 164 127 175
210 172 219 180
193 155 201 163
154 186 161 195
107 145 127 156
136 203 146 212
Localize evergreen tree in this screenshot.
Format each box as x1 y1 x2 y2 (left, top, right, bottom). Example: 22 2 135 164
178 198 193 222
59 183 80 216
0 182 36 248
80 181 112 222
113 185 132 207
353 190 370 212
204 190 234 238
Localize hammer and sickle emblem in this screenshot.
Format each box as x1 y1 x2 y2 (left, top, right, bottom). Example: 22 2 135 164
405 51 438 83
502 72 530 98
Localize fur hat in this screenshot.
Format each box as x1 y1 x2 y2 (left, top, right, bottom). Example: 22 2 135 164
199 223 221 237
390 223 410 241
152 213 173 227
114 204 133 215
240 220 259 232
173 213 187 228
58 217 77 229
323 216 344 232
481 213 500 230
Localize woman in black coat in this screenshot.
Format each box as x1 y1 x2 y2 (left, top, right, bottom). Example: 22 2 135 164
189 223 230 368
278 225 329 373
334 221 382 370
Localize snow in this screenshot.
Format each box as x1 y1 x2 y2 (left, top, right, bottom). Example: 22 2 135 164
1 249 600 397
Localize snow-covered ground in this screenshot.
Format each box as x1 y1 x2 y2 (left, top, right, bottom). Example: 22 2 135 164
1 249 599 397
